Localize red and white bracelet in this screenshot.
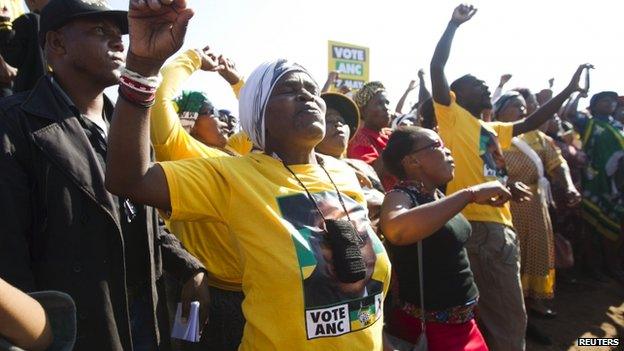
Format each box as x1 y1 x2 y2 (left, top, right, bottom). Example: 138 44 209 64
118 67 163 108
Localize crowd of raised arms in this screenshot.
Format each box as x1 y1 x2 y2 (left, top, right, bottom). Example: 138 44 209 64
0 0 622 350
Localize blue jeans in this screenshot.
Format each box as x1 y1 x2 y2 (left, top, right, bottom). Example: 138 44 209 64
129 292 157 351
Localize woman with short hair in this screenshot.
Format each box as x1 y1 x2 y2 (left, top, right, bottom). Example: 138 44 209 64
380 126 512 351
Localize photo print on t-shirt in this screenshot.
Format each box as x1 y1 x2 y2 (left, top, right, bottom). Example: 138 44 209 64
277 191 385 340
478 126 509 183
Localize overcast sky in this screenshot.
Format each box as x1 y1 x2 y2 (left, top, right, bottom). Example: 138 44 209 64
107 0 623 115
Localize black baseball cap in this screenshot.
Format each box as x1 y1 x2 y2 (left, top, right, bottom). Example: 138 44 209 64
39 0 128 45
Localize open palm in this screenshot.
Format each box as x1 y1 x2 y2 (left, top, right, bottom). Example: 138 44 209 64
128 0 194 63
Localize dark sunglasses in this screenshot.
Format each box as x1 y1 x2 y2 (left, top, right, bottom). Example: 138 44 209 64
410 139 444 155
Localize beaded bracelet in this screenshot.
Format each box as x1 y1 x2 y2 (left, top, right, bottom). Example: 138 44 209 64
119 75 157 94
119 67 163 89
117 67 161 109
118 84 155 109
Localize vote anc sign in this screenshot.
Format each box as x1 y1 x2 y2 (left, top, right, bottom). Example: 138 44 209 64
328 40 369 92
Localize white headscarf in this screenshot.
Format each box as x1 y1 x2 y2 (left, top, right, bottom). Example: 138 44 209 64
238 59 313 150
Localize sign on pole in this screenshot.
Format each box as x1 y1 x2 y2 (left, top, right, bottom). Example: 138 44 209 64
327 40 369 92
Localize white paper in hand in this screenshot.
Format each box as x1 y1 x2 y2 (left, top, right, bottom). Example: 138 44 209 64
171 301 201 342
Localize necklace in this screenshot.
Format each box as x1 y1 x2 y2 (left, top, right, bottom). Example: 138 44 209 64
282 155 354 226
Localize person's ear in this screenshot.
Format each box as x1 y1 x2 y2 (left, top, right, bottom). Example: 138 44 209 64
400 154 420 174
45 30 67 57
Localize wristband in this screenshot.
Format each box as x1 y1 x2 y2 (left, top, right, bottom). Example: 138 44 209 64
118 85 155 109
119 66 163 89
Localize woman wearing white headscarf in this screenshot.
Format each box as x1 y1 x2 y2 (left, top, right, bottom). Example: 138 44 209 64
105 2 391 350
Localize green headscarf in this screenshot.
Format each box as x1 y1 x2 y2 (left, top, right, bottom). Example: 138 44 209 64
174 90 215 129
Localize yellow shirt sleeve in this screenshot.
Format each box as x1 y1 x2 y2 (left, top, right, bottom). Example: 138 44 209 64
160 158 231 223
231 79 244 99
486 121 515 149
151 49 201 147
432 91 459 131
539 132 565 174
226 131 253 156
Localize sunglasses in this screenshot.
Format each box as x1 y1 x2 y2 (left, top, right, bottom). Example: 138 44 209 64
410 139 444 155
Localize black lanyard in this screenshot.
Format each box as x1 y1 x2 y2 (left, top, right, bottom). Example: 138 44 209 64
282 156 354 227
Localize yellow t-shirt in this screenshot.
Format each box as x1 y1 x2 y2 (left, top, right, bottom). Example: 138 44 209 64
160 153 390 350
151 50 252 290
515 130 565 175
434 92 514 226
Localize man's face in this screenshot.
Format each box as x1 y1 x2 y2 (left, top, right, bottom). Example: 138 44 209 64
362 91 391 130
457 75 492 111
58 17 125 87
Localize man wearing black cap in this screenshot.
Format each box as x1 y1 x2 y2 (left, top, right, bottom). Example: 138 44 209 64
0 0 208 350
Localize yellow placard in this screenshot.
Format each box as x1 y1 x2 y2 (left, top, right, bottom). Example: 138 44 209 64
327 40 369 92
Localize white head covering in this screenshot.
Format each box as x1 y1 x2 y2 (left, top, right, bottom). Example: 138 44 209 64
238 59 314 150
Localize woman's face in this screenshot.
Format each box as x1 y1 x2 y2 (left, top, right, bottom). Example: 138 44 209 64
264 71 326 151
316 108 350 158
497 96 527 122
191 111 230 148
362 91 391 130
403 130 455 186
594 96 618 116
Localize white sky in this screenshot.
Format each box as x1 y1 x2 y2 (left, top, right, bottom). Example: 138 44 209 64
107 0 623 115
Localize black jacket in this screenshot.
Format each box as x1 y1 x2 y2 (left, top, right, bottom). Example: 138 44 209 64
0 76 204 351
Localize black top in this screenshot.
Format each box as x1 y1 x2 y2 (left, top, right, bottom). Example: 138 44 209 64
387 185 478 311
0 13 46 93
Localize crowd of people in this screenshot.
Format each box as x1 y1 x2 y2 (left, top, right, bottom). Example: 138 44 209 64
0 0 622 351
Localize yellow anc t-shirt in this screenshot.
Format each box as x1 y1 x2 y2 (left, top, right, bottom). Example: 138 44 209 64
151 49 252 290
159 153 391 350
434 92 514 226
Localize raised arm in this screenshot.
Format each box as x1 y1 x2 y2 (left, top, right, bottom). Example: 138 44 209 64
417 69 432 107
395 79 417 114
217 55 244 98
430 4 477 106
512 64 592 136
321 71 339 93
151 47 215 145
105 0 194 210
560 91 585 122
380 181 511 246
492 74 512 104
